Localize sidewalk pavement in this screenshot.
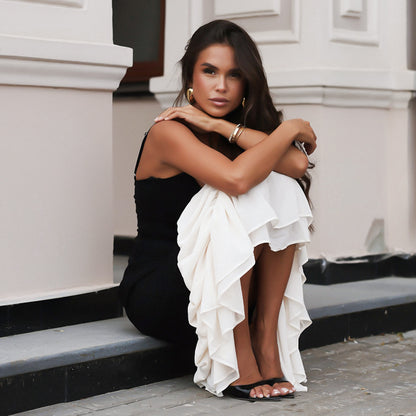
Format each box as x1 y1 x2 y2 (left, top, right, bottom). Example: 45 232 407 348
15 330 416 416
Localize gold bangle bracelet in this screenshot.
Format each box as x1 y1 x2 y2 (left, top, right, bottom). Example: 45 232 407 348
228 124 241 143
234 126 245 145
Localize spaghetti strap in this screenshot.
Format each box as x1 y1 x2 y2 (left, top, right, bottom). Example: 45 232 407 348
134 131 149 175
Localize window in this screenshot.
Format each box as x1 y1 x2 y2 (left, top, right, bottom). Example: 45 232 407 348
113 0 165 91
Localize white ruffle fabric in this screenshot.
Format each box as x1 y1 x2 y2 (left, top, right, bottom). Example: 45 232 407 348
177 172 313 397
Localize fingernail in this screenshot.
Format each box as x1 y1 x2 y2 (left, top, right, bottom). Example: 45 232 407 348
257 393 263 398
273 389 279 395
281 388 289 393
265 393 270 398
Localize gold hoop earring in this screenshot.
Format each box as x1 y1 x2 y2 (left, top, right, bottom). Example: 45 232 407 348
186 88 194 104
242 97 246 108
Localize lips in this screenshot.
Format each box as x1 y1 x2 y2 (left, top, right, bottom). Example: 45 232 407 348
209 97 229 106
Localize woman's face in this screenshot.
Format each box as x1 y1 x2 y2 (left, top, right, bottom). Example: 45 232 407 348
191 43 245 118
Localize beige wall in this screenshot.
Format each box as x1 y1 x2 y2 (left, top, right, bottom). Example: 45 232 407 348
0 86 114 303
113 96 163 236
282 105 387 258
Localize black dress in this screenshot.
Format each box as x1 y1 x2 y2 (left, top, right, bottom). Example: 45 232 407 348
119 132 201 345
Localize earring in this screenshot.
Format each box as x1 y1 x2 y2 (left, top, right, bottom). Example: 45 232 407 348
241 97 246 108
186 88 194 104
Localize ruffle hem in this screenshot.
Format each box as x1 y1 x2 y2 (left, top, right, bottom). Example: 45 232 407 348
177 172 313 396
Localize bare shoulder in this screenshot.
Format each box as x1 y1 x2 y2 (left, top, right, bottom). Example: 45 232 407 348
147 120 196 148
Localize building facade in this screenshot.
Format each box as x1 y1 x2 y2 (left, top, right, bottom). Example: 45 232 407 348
0 0 415 307
115 0 416 262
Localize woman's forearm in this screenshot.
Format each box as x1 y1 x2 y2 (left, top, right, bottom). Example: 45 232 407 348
212 119 309 178
212 119 267 147
227 123 302 194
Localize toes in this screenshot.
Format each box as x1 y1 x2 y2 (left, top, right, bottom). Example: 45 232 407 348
271 386 282 396
260 384 272 398
250 387 259 399
251 385 272 399
253 386 264 398
271 383 295 396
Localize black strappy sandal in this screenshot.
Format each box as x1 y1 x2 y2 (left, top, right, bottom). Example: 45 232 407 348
223 380 282 402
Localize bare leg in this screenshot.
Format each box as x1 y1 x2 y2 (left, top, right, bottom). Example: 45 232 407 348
250 244 297 397
231 247 273 399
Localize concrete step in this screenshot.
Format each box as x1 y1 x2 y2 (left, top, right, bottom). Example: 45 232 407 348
1 276 416 415
0 318 195 415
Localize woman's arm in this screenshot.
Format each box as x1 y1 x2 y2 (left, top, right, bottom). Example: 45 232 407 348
147 118 316 196
212 120 310 178
156 105 312 178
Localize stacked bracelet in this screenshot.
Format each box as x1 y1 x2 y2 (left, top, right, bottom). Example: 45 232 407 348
228 124 246 144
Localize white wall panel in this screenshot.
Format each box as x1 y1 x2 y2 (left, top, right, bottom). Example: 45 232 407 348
330 0 379 46
0 0 112 43
210 0 299 44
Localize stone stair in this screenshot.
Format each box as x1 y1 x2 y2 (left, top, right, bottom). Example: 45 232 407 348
1 275 416 415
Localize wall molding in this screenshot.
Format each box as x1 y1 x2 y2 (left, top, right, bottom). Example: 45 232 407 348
339 0 363 18
214 0 281 18
6 0 85 8
152 68 416 109
267 68 415 108
270 86 412 109
0 35 132 91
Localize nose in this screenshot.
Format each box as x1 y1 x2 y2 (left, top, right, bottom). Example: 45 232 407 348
215 75 227 92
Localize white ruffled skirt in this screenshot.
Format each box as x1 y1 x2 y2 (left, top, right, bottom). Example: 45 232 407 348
177 172 312 396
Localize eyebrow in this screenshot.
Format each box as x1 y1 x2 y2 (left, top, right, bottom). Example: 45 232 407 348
200 62 241 72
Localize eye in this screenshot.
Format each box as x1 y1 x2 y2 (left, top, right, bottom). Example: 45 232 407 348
203 68 216 75
229 71 242 79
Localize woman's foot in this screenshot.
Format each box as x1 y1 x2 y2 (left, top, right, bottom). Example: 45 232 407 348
224 380 281 402
230 364 274 399
251 326 296 397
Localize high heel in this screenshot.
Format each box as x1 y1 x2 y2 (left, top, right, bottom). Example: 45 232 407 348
223 380 282 402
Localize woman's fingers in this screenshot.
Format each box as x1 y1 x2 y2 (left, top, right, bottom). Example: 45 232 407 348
154 105 195 122
154 105 214 133
154 107 183 122
299 120 317 154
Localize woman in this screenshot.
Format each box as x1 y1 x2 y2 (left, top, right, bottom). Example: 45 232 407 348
119 19 317 401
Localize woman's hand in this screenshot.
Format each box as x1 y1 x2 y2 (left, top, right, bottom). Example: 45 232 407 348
154 105 216 134
282 119 317 155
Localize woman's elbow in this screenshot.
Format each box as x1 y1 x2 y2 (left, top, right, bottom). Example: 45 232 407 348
226 173 251 196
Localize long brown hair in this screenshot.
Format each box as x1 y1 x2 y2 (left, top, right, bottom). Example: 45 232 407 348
175 20 313 203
